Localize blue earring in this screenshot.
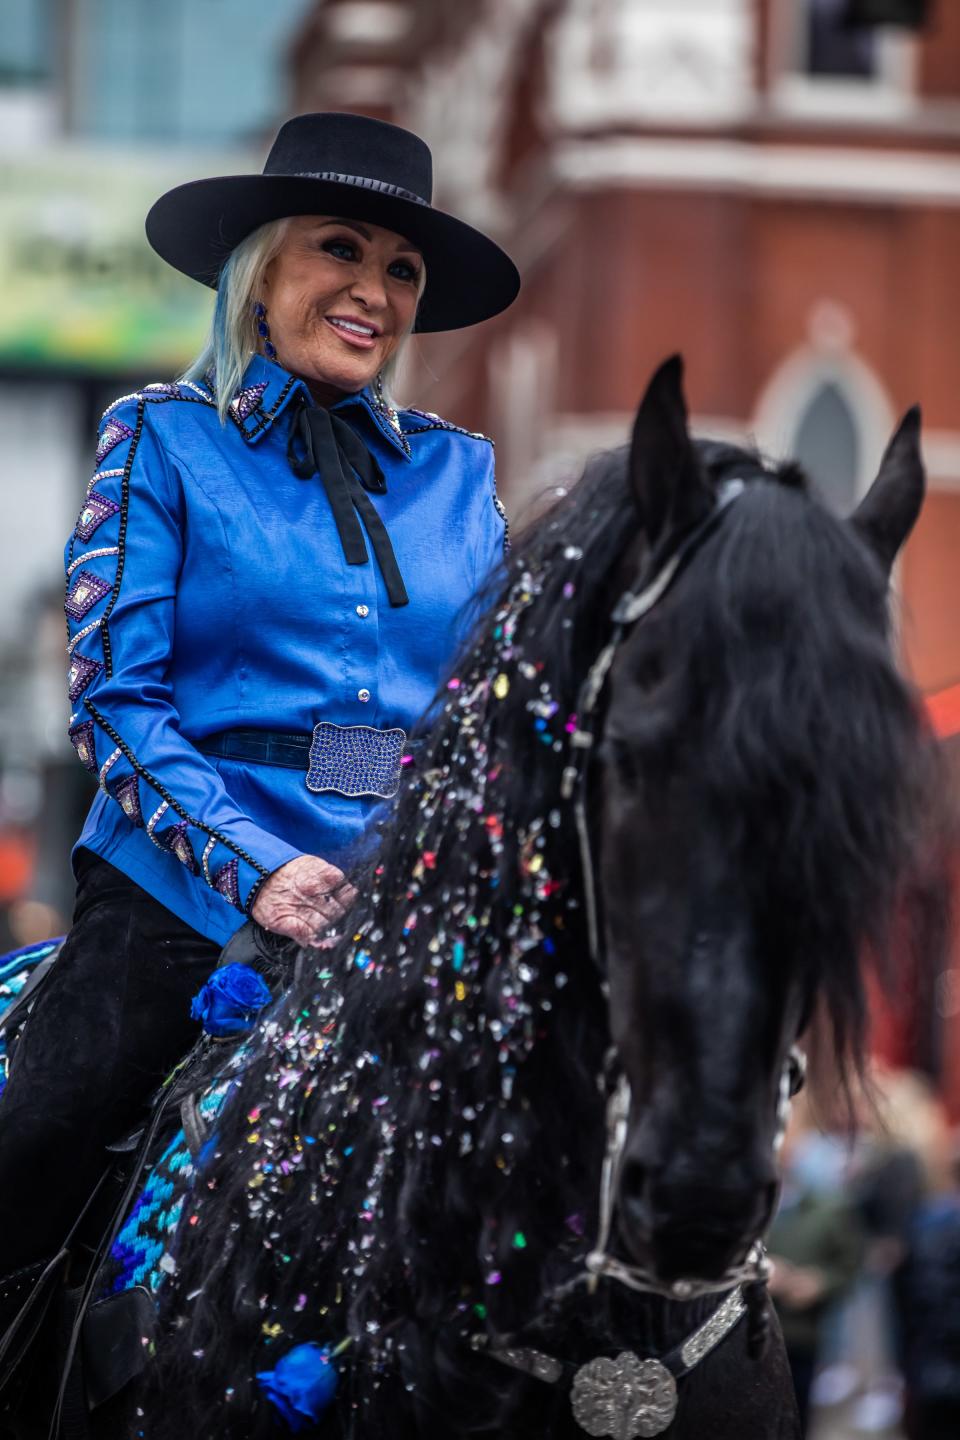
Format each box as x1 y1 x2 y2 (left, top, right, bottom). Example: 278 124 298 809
254 301 278 361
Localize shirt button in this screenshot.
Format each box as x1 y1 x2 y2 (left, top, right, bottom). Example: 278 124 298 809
356 604 369 618
357 688 371 703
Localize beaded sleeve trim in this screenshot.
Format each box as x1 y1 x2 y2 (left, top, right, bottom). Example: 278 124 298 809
96 400 144 677
85 468 124 498
212 858 242 910
84 700 270 882
95 419 134 468
145 800 169 845
113 774 144 827
68 652 103 704
65 570 111 621
201 836 217 885
67 547 119 580
160 821 200 875
68 720 97 773
75 492 121 542
98 747 122 791
67 618 102 657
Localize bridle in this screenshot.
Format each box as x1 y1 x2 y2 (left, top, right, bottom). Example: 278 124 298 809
475 472 808 1431
554 476 806 1305
560 478 746 965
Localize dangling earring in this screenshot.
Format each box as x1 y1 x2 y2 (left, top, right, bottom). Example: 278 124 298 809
253 301 277 361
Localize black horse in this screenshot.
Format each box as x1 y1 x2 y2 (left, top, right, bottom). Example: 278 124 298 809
6 357 947 1439
123 356 943 1440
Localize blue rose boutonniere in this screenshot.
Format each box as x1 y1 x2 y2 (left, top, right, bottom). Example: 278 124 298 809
256 1343 339 1432
189 962 273 1038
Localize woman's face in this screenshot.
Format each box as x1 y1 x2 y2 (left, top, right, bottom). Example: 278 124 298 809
261 215 423 400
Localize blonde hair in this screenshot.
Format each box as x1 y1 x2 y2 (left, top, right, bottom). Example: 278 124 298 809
180 218 424 423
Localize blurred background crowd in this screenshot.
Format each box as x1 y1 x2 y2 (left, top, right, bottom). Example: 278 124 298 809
0 2 958 1434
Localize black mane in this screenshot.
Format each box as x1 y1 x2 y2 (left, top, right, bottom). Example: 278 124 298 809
143 439 944 1437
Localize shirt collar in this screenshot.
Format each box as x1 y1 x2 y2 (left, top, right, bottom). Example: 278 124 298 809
215 355 412 461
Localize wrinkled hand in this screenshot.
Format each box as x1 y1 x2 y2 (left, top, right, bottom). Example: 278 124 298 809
251 855 357 948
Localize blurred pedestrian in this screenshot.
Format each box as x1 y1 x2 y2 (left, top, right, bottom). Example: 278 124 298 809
896 1134 960 1440
768 1107 865 1434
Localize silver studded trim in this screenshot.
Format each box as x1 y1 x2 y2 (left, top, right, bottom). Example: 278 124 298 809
86 468 124 497
679 1287 747 1370
98 747 122 793
493 489 510 554
201 835 217 886
67 618 102 656
483 1285 747 1438
571 1354 678 1439
67 547 119 579
177 380 215 403
486 1347 564 1385
146 800 170 848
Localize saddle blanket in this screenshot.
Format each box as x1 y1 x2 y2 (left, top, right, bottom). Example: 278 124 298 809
0 938 63 1098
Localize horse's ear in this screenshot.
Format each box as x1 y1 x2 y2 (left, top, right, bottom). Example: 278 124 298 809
629 356 711 547
850 406 925 576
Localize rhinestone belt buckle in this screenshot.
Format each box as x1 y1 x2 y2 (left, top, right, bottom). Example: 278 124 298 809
571 1354 678 1440
306 721 406 799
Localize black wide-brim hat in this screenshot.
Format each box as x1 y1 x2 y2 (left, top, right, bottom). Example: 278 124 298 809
146 112 520 333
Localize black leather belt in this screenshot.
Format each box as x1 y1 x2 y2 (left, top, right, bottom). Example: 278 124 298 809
199 725 413 799
199 729 313 770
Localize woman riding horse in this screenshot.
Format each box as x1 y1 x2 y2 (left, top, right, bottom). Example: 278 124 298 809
0 112 519 1285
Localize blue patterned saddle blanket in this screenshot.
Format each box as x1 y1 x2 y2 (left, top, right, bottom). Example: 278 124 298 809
0 937 64 1098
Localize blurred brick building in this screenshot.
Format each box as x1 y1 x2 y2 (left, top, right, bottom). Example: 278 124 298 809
290 0 960 1108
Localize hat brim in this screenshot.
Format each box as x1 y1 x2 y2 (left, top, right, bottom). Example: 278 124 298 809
145 174 520 333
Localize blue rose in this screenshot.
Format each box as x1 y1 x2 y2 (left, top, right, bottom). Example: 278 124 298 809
189 962 272 1038
256 1343 338 1432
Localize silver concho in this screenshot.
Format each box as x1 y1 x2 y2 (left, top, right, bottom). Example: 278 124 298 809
571 1353 679 1439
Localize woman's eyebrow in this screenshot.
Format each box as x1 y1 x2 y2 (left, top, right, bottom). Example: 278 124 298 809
315 218 373 241
315 218 421 257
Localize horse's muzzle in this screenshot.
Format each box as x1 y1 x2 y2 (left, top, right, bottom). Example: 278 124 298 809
617 1162 778 1282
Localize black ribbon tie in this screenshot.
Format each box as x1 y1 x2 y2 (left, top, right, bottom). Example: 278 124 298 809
287 402 409 607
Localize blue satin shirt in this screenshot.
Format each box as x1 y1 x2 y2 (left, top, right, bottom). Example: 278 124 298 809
64 355 506 944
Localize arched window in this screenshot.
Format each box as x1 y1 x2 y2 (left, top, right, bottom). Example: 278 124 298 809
792 381 860 515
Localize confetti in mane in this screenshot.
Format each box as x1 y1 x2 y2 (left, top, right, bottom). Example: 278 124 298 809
143 455 635 1436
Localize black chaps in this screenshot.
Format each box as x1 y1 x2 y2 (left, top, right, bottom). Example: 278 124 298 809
0 850 220 1277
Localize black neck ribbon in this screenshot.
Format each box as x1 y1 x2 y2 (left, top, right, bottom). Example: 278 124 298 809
287 402 409 607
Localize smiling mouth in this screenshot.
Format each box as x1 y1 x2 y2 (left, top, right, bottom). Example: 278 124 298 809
325 317 381 349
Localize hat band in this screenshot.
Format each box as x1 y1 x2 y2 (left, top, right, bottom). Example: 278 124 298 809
290 171 430 207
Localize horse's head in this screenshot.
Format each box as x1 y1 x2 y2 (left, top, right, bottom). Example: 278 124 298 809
599 357 931 1286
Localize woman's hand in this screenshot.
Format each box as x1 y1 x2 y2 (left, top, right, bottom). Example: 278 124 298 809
251 855 357 947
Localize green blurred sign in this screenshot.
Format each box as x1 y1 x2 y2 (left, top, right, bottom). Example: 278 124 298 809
0 145 247 373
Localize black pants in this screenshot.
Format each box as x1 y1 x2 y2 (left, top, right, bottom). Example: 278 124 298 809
0 851 221 1275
